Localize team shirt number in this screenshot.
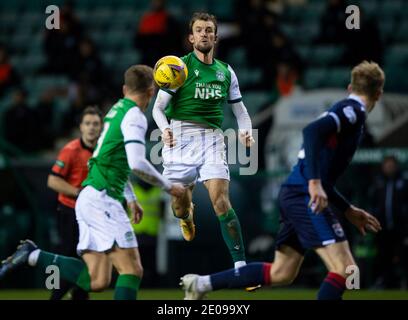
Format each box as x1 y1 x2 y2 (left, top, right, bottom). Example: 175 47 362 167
93 122 110 158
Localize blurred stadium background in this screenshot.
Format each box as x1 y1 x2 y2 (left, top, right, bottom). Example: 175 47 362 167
0 0 407 299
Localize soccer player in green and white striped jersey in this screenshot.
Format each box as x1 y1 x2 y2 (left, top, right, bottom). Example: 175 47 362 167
152 13 254 270
0 65 184 300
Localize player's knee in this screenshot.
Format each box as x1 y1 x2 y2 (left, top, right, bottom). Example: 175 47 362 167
212 194 230 214
329 260 356 278
91 277 110 292
117 254 144 278
133 263 144 278
271 265 297 286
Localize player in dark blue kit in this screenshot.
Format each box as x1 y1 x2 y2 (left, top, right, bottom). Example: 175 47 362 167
180 61 384 300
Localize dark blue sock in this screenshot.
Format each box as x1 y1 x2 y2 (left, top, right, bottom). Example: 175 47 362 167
317 272 346 300
210 262 271 290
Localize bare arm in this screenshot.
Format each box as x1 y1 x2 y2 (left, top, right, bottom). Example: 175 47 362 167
345 205 382 235
47 174 80 198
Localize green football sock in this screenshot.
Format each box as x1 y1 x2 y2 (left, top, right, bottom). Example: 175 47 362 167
37 251 91 292
114 274 142 300
218 208 246 263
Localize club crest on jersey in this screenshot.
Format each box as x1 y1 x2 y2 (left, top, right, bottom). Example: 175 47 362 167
216 70 225 81
125 231 134 242
332 223 345 237
343 106 357 124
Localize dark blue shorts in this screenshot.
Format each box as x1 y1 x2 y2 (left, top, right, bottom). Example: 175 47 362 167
275 185 347 255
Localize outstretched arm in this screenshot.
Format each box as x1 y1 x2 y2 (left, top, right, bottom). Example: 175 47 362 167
231 101 255 147
125 142 172 191
344 205 382 235
121 107 184 197
125 142 184 197
323 183 381 234
228 65 254 146
152 89 172 132
152 89 176 146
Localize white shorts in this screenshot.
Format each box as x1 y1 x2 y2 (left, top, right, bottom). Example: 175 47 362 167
162 121 230 186
75 186 138 255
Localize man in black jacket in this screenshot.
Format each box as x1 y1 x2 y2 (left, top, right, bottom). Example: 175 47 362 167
371 156 408 288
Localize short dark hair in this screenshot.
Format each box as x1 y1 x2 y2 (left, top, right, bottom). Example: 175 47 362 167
80 105 103 123
124 65 154 94
189 12 218 35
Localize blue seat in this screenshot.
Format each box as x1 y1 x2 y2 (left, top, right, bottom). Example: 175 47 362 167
394 21 408 43
302 2 325 23
234 67 262 88
101 52 117 66
326 68 350 88
296 46 311 61
112 50 141 72
385 45 408 66
101 30 133 51
309 45 344 67
303 68 327 90
227 47 247 69
281 24 298 42
0 12 18 30
384 65 408 93
296 23 319 44
358 0 379 18
242 91 272 115
379 0 403 20
210 0 234 20
378 19 396 44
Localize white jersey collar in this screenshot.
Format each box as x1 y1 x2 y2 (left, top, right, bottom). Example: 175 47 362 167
348 94 366 113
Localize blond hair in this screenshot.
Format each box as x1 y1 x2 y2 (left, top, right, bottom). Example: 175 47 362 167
351 61 385 99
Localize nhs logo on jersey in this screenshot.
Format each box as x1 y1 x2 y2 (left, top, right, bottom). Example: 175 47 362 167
194 83 222 100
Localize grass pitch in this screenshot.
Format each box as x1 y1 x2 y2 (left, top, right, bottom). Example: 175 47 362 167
0 289 407 300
